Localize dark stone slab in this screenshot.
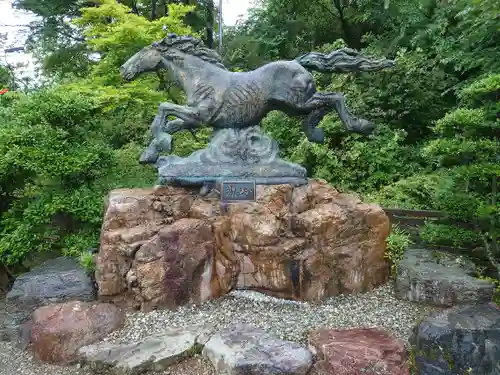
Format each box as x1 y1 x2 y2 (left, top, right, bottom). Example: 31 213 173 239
394 248 495 307
6 256 95 307
410 303 500 375
2 256 95 345
79 325 211 374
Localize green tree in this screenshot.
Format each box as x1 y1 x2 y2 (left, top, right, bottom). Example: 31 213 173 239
14 0 218 80
374 74 499 268
0 0 200 269
421 74 499 222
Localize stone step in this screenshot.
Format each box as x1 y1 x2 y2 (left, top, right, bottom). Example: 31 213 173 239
394 248 495 307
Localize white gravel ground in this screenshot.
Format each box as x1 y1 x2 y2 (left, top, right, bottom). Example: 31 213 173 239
104 284 436 345
0 283 438 375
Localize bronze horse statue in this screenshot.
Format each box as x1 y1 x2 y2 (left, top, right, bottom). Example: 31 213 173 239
120 33 395 165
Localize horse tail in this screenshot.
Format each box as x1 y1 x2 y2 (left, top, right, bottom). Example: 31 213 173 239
295 48 395 73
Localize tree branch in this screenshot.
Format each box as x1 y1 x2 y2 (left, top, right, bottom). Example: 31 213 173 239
314 0 340 20
332 0 345 20
57 28 86 43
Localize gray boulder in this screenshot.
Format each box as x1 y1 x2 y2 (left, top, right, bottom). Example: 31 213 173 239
203 324 313 375
79 326 209 374
410 302 500 375
394 248 494 306
2 256 95 344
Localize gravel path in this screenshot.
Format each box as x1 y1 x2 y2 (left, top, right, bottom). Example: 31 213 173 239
0 283 438 375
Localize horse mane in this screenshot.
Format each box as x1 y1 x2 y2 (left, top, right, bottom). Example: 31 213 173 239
152 34 228 71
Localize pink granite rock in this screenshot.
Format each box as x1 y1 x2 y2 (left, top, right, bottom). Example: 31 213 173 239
309 327 410 375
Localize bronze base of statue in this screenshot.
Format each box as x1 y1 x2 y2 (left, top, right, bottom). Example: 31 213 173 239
156 126 308 187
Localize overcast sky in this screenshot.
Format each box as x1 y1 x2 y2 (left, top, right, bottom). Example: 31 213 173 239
0 0 254 46
0 0 253 79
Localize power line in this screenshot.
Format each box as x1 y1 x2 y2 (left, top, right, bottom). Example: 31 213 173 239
4 46 25 53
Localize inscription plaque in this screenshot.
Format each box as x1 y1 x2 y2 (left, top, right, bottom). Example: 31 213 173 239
221 180 256 202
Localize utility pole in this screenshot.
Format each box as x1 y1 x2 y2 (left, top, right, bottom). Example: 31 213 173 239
218 0 223 54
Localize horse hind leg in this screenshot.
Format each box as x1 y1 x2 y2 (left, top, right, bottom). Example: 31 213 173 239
299 92 375 136
302 108 328 144
318 92 375 134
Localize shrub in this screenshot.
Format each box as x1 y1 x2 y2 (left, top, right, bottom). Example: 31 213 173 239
0 88 156 269
79 251 96 274
419 223 483 249
385 225 413 275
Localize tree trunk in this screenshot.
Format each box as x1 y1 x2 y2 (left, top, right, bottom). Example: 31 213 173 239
332 0 362 49
151 0 158 20
205 0 214 49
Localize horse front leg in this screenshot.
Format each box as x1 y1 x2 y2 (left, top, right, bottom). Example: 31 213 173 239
140 102 205 164
140 114 183 164
157 101 207 145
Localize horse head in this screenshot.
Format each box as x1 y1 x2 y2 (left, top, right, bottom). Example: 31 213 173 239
120 34 227 83
119 45 164 81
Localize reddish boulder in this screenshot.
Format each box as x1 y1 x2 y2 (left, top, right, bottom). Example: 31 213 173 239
30 301 124 364
96 179 390 310
134 218 240 310
309 327 409 375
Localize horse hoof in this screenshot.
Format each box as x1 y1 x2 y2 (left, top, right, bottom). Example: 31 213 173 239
358 119 375 134
309 128 325 144
157 133 173 153
199 181 217 196
199 184 211 196
139 147 159 164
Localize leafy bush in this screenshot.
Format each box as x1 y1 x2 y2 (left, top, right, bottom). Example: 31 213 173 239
264 109 423 194
385 225 413 275
0 88 156 268
370 74 499 276
419 223 483 249
368 173 451 209
423 74 499 224
79 251 96 274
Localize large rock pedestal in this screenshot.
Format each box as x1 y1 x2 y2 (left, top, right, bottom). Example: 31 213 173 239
96 179 390 310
